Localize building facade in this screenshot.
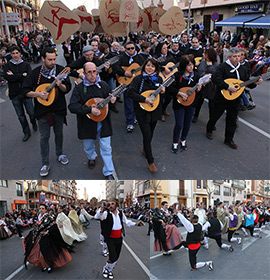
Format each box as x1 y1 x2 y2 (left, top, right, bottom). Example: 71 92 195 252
0 180 26 216
135 180 150 207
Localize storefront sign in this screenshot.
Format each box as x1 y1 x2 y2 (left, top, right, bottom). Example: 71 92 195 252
211 12 219 22
235 3 264 14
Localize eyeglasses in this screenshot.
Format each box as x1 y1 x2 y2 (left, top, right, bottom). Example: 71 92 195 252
85 70 97 74
126 47 135 50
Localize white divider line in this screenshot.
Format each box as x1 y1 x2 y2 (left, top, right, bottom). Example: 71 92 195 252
238 117 270 139
4 262 29 280
123 240 150 277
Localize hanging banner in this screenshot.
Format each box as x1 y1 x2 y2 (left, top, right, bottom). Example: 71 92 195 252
151 7 166 33
100 0 127 36
39 1 80 44
143 6 155 33
159 6 185 35
130 7 143 32
93 16 104 34
73 5 95 32
120 0 139 22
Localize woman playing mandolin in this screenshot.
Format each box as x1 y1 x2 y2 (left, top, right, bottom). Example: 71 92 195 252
127 58 165 173
170 55 202 153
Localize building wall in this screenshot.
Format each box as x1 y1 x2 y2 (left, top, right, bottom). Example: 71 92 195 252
0 180 26 216
137 0 176 10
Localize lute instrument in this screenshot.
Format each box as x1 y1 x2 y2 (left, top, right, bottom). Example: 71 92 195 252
139 75 175 112
36 67 70 106
85 83 127 122
177 74 212 106
221 72 270 100
159 62 180 81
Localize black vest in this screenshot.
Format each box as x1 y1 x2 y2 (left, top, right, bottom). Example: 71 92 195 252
102 210 125 241
186 223 202 244
208 218 221 236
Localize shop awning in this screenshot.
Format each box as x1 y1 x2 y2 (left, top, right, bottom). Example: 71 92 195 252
215 14 263 27
245 14 270 29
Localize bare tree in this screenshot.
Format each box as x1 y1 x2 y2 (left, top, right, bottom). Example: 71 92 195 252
150 180 161 208
206 181 215 208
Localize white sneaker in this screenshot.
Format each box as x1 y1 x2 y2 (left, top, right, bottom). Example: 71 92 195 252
108 271 114 279
99 240 104 246
102 267 109 278
208 261 214 271
58 155 69 165
203 245 209 250
126 124 134 132
40 165 50 177
237 238 242 244
103 250 108 257
20 236 24 239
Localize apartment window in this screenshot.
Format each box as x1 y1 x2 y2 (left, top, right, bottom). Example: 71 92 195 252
197 180 201 189
179 180 185 196
16 183 23 196
0 201 7 217
0 180 8 187
120 189 124 193
224 187 231 196
144 181 150 190
237 190 242 194
196 197 199 203
214 185 220 195
45 193 50 198
138 183 143 193
244 191 247 199
202 197 207 206
203 180 207 189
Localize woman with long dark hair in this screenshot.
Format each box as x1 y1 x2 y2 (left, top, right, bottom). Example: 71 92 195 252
170 55 202 153
127 58 165 172
192 47 218 123
23 203 72 273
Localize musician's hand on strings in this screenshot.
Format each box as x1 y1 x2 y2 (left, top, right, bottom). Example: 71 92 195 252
7 70 13 75
256 77 263 85
38 91 49 100
56 79 62 87
79 73 85 80
228 85 237 93
125 71 132 78
109 93 116 104
178 91 188 101
23 72 27 76
197 84 202 91
91 107 101 116
164 68 171 75
160 86 166 94
145 98 153 106
104 62 111 71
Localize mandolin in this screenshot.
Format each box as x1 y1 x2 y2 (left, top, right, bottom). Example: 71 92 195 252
221 72 270 100
159 62 180 81
36 67 70 106
177 74 212 106
73 56 120 85
116 56 165 85
139 76 175 112
85 84 127 122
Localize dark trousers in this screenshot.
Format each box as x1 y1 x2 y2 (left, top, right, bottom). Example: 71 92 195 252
38 113 64 165
206 99 240 142
173 106 194 143
137 118 157 164
11 95 36 135
244 225 255 236
194 97 214 120
162 91 173 114
205 233 222 247
123 92 135 125
189 247 200 269
107 237 122 263
228 229 236 242
16 224 23 237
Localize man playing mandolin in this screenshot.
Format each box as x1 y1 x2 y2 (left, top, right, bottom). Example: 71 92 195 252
68 62 116 180
206 48 263 149
23 47 71 177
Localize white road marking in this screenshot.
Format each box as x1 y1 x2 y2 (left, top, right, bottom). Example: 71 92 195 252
238 117 270 139
242 237 258 251
4 262 29 280
123 239 150 277
0 98 6 103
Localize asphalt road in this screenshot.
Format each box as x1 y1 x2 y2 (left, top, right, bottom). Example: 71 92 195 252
150 224 270 280
0 46 269 179
0 219 149 280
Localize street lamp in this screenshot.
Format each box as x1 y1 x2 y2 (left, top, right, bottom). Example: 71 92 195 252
187 0 193 39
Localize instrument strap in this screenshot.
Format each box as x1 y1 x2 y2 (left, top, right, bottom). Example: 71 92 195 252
84 85 87 94
139 77 145 94
37 66 43 86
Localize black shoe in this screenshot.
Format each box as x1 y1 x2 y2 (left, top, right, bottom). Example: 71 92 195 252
42 268 48 272
206 132 213 140
32 123 38 131
106 174 114 180
247 104 256 110
47 267 52 273
224 140 238 149
180 141 188 151
23 133 31 142
192 116 198 123
88 159 96 169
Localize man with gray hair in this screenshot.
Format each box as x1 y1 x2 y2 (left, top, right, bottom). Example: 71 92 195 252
206 48 263 149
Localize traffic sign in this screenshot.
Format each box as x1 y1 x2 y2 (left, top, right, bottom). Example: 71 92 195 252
211 12 219 22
